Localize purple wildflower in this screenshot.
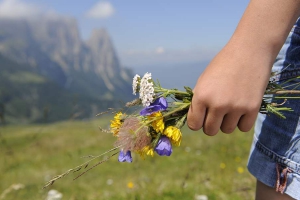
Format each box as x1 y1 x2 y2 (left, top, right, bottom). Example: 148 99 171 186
118 150 133 162
155 135 172 156
140 97 168 116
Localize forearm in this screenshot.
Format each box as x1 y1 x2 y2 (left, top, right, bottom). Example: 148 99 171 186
187 0 300 135
227 0 300 64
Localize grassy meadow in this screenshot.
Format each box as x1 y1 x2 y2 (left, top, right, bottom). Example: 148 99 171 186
0 117 256 200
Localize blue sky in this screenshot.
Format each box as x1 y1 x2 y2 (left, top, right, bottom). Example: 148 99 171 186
0 0 249 67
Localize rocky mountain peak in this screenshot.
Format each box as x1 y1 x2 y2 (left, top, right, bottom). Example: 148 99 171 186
0 16 133 99
85 28 123 91
28 17 83 73
87 28 110 46
86 28 119 70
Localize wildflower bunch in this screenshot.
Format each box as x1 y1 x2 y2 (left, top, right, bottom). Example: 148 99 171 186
110 71 300 162
113 72 192 160
44 70 300 188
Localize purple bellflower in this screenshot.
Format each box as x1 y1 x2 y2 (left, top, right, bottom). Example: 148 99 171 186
155 135 172 156
140 97 168 116
118 150 133 163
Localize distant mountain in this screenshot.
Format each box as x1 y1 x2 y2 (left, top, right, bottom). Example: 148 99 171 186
0 53 122 124
0 17 134 123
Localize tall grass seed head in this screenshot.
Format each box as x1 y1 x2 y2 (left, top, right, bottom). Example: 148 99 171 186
125 98 142 107
115 117 151 152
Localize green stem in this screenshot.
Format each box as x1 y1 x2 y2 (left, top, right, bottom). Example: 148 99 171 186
152 132 162 148
275 97 300 99
154 87 190 96
279 76 300 86
176 114 187 129
265 90 300 95
163 103 190 118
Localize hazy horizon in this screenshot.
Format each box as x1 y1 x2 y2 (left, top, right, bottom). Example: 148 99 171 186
0 0 249 67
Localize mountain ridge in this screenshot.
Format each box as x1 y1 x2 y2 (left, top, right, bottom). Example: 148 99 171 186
0 16 134 123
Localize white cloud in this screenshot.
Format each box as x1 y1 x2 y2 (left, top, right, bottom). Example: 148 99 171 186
86 1 115 19
155 47 165 54
0 0 43 19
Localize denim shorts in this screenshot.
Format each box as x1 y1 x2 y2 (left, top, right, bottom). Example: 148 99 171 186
248 17 300 199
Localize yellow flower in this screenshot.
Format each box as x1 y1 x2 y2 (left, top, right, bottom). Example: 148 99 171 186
147 111 164 133
235 156 241 163
136 145 154 158
127 181 134 189
220 162 226 169
237 167 244 174
163 126 182 146
110 112 123 136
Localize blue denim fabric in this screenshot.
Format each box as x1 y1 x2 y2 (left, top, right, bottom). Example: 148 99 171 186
248 17 300 199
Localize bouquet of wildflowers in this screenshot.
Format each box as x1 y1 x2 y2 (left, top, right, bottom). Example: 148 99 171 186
44 71 300 188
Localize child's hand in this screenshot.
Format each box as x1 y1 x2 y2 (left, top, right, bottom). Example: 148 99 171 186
187 44 272 135
187 0 300 136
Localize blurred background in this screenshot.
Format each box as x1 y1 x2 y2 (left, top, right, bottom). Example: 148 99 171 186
0 0 256 199
0 0 250 123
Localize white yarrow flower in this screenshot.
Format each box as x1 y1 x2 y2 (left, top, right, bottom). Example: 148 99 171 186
132 74 140 95
46 189 63 200
139 72 155 106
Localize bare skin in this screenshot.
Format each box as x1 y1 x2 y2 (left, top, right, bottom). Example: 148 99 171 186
256 181 294 200
187 0 300 135
187 0 300 198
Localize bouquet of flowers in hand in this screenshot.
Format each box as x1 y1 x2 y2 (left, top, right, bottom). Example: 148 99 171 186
44 71 300 188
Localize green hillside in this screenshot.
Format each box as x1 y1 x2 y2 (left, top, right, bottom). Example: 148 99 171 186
0 119 256 200
0 54 120 124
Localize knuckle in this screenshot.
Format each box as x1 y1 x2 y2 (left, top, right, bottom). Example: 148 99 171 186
244 101 261 113
221 126 235 134
187 122 201 131
238 117 255 132
203 127 218 136
238 124 252 132
211 101 232 113
192 95 207 106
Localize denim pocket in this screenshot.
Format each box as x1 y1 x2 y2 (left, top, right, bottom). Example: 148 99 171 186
278 25 300 85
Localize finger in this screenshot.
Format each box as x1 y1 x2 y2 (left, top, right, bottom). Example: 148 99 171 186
238 111 258 132
203 108 226 136
187 101 206 131
220 112 243 134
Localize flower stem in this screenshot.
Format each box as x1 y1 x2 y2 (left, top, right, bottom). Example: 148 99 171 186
265 90 300 95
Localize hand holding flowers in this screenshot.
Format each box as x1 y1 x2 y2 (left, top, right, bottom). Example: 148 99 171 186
43 71 300 188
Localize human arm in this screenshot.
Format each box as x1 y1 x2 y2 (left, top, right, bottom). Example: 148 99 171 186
187 0 300 135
